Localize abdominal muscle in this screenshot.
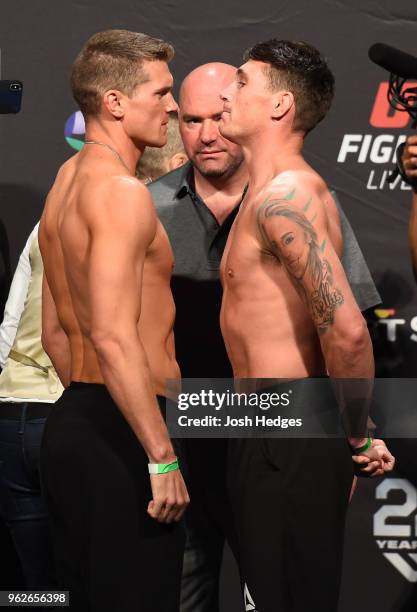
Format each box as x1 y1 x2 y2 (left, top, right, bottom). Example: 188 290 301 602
220 288 325 380
138 286 181 398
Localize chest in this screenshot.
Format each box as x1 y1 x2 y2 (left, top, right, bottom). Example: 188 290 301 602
221 201 273 285
146 220 175 278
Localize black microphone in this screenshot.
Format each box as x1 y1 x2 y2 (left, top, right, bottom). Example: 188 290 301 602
369 43 417 79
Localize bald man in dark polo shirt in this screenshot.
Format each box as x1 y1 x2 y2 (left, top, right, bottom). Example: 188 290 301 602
149 62 381 612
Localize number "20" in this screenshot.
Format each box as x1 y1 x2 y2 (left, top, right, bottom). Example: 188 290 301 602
374 479 417 538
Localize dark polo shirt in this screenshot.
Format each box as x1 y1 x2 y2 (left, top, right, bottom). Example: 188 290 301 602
150 162 380 378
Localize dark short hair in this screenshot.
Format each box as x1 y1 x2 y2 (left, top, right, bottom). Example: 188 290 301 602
244 40 334 134
71 29 174 118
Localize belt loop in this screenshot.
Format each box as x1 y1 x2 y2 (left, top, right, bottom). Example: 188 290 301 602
18 402 28 436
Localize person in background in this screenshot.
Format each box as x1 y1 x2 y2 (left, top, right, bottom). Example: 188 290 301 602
0 219 11 319
137 112 188 183
402 134 417 279
0 222 62 589
396 132 417 612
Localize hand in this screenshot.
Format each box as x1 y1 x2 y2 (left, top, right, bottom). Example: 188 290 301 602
147 470 190 523
402 135 417 183
352 438 395 477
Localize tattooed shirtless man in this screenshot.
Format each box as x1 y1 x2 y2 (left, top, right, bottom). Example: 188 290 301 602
219 40 395 612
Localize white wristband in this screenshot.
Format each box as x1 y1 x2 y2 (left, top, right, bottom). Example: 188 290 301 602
148 458 179 474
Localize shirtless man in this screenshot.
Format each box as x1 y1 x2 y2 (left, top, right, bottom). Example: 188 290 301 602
38 30 189 612
218 40 394 611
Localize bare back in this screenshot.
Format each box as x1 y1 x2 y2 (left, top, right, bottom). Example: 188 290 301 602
39 151 179 395
220 166 345 379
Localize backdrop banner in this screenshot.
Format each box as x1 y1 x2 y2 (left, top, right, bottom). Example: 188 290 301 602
1 2 416 610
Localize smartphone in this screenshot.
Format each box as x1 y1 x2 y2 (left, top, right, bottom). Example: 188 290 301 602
0 80 23 113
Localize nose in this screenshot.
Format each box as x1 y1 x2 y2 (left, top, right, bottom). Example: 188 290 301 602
200 119 218 145
167 93 179 113
220 84 232 102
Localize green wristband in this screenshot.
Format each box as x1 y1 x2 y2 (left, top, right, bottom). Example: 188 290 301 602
352 437 372 455
148 459 179 474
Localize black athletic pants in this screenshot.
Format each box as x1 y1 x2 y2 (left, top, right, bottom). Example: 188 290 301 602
41 382 185 612
227 383 354 612
180 438 241 612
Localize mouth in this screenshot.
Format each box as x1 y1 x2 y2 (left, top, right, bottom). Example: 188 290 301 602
198 149 224 155
198 150 225 156
287 257 299 268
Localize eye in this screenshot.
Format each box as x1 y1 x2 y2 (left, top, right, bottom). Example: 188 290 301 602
236 81 245 88
282 232 295 246
156 88 171 98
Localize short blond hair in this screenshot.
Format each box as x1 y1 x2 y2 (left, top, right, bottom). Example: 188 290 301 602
71 29 174 117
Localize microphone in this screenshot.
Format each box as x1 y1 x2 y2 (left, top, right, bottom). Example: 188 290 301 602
369 43 417 79
369 43 417 184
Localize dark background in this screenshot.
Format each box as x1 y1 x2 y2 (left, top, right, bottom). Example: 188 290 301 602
1 2 416 609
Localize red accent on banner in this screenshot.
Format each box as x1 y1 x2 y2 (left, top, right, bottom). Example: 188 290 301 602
369 82 417 128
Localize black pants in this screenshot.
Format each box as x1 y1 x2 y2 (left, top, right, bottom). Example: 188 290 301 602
227 383 354 612
41 382 185 612
0 402 56 589
180 439 240 612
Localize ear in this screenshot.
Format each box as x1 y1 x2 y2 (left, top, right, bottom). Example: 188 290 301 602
271 91 294 121
168 152 188 171
102 89 126 119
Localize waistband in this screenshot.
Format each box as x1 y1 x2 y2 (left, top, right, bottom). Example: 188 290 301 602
67 381 168 404
0 401 53 420
68 381 107 389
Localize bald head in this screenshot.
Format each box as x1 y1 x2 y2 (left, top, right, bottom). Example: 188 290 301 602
179 63 236 107
179 62 244 181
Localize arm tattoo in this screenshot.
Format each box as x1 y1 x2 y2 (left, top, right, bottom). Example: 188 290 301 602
257 192 344 334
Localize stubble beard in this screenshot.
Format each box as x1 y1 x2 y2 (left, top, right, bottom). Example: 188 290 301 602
192 153 244 181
